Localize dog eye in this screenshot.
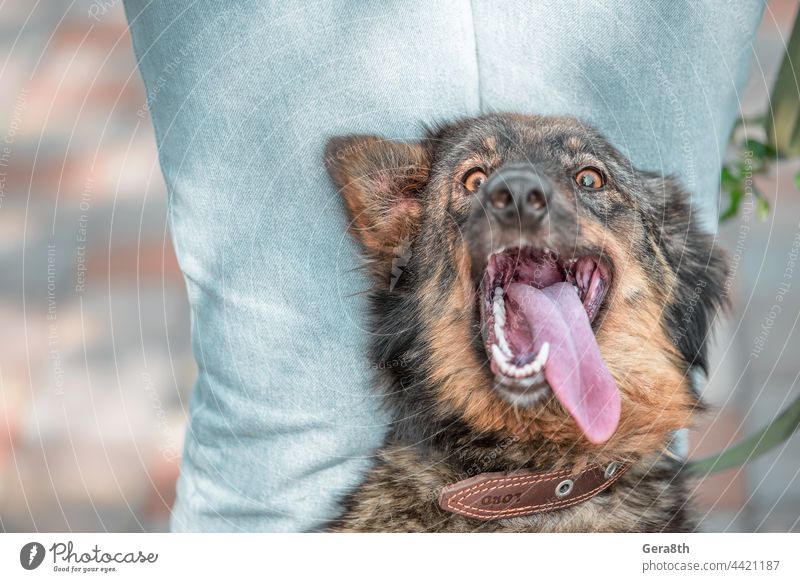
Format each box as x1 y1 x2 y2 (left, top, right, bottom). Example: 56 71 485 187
462 168 488 193
575 167 605 190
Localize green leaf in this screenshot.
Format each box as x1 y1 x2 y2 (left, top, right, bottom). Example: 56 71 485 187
720 165 739 190
744 138 779 161
756 196 770 220
794 170 800 191
720 187 743 222
685 392 800 475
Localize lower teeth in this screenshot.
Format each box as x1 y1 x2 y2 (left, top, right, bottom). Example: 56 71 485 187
491 285 550 380
499 374 544 388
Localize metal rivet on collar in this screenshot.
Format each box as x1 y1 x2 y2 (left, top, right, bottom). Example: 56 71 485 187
604 462 620 479
555 479 574 498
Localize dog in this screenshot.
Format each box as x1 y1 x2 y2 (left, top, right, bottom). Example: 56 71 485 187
324 114 727 532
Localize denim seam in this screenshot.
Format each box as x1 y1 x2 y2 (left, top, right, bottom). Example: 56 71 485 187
468 0 483 114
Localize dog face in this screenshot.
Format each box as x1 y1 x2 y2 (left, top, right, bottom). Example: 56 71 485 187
326 114 726 456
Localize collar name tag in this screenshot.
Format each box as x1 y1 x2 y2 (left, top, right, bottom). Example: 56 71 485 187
438 462 630 521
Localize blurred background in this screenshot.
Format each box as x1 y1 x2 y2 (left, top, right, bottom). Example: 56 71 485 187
0 0 798 532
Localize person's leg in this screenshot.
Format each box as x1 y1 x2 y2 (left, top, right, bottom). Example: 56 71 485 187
126 0 763 532
473 0 764 229
124 0 480 531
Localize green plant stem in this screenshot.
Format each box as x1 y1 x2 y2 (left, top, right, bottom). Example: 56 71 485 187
684 392 800 475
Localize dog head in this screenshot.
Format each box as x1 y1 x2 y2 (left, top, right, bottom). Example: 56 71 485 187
326 114 727 456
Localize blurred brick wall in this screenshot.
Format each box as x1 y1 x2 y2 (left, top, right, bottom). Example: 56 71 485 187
0 1 193 531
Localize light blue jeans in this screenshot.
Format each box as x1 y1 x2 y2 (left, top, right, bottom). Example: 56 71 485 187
124 0 764 531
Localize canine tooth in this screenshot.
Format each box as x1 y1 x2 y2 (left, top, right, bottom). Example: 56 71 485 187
539 342 550 365
532 342 550 370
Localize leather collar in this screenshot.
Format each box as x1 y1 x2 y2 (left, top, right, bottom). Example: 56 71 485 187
438 461 630 521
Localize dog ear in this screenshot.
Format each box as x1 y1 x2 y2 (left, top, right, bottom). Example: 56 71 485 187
648 175 730 376
325 135 429 269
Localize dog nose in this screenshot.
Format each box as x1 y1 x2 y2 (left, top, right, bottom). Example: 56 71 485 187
484 165 550 226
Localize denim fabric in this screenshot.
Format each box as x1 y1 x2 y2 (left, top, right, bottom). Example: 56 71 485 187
124 0 764 531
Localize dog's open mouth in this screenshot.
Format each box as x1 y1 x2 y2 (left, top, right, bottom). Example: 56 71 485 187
480 246 621 443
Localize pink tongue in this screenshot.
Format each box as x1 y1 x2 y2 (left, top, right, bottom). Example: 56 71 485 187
506 282 620 444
